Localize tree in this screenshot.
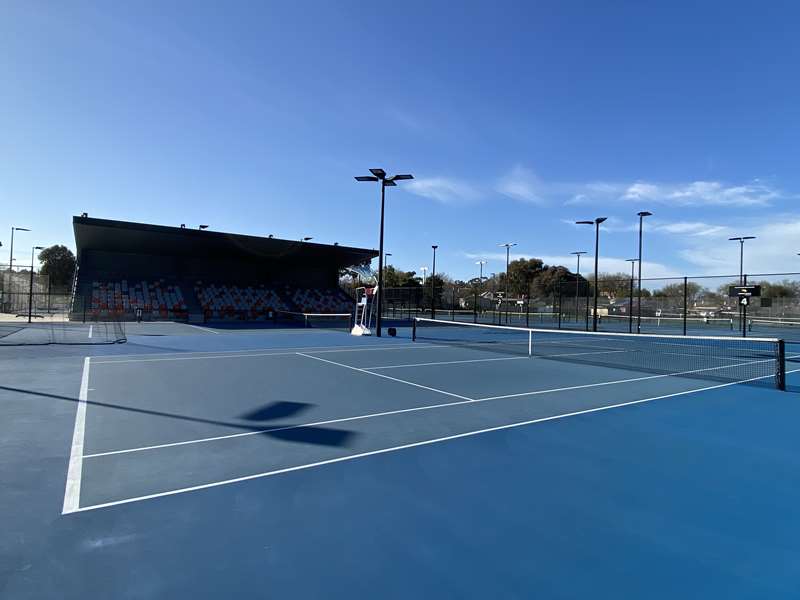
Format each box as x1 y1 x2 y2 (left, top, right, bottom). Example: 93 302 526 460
593 272 632 301
38 245 76 288
423 274 449 309
532 266 570 299
507 258 545 296
653 282 702 304
382 266 423 288
752 279 800 298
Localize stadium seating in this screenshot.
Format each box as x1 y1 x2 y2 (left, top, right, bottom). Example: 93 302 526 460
194 283 287 320
86 279 355 322
289 287 353 313
90 280 187 318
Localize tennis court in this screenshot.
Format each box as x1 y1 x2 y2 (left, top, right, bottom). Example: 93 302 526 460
3 320 800 598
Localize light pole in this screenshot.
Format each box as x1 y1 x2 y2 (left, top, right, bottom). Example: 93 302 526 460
499 243 517 324
576 218 607 331
571 251 587 323
431 245 438 319
729 235 756 337
355 168 414 336
28 246 44 323
9 227 30 275
475 260 487 316
8 227 30 304
636 211 652 333
475 260 487 286
729 236 756 284
626 258 638 333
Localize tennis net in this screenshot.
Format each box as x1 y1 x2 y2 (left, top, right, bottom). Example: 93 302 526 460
412 317 786 389
275 311 352 331
0 314 126 346
748 318 800 337
599 314 734 331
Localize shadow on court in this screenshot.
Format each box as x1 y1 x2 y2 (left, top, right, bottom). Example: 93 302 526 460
0 385 358 448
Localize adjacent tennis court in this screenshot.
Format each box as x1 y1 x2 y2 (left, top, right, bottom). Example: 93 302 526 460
4 321 800 598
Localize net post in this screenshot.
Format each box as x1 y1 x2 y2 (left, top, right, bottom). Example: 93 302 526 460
528 330 532 357
778 339 786 391
412 318 417 342
682 277 688 336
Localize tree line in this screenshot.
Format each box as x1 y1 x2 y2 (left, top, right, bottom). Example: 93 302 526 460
340 258 800 309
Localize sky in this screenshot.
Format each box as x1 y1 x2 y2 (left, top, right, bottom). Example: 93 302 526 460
1 1 799 279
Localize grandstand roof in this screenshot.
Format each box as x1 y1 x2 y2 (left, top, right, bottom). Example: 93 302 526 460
73 216 377 268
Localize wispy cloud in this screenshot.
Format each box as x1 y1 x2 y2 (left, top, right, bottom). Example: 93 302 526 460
562 217 730 238
560 216 636 233
461 251 680 278
407 165 786 209
496 166 547 205
679 217 800 275
651 221 729 237
405 177 481 204
622 180 780 206
565 179 781 207
384 107 426 133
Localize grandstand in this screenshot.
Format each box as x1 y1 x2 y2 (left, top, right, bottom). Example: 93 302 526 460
72 216 377 322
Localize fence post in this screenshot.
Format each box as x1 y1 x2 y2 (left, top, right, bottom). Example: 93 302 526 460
585 282 590 332
557 279 563 329
683 277 688 336
526 282 531 328
451 288 455 320
628 276 634 333
742 274 748 337
473 289 478 324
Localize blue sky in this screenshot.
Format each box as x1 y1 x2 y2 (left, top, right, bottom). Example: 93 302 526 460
1 1 799 279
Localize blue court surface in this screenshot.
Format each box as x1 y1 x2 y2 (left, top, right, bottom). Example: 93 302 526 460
2 322 800 598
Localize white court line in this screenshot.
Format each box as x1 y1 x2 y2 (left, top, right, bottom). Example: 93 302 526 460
83 352 794 459
91 342 423 361
479 354 795 401
62 357 90 514
88 325 93 339
362 349 628 370
181 323 219 334
297 353 473 401
364 356 528 370
91 343 437 365
69 369 799 514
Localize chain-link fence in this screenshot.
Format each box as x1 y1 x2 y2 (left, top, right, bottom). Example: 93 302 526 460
548 271 800 340
0 267 126 345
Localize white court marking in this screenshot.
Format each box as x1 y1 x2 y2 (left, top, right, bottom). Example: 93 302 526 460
91 342 438 365
364 356 529 370
88 325 93 339
68 370 798 514
83 352 793 459
181 323 219 334
62 357 90 514
296 353 473 401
